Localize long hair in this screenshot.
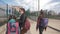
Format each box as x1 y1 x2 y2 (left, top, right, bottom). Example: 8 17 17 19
19 8 25 13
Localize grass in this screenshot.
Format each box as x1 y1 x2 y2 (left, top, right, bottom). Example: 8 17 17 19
29 15 60 21
0 20 8 27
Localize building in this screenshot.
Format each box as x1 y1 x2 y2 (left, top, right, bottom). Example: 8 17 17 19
48 10 57 15
0 4 7 17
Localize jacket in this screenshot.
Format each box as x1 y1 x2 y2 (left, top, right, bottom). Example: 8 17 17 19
19 13 27 27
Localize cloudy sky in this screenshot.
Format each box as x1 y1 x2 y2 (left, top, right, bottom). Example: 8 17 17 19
0 0 60 12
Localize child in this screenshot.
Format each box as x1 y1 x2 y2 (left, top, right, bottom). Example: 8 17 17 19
8 15 16 23
6 15 20 34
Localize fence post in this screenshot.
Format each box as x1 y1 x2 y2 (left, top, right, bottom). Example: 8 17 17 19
6 4 8 18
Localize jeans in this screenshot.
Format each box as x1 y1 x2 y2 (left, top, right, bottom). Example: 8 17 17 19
39 26 44 34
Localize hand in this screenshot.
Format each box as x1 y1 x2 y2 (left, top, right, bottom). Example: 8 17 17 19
45 28 46 31
21 27 23 30
36 26 38 31
44 26 47 31
36 28 38 31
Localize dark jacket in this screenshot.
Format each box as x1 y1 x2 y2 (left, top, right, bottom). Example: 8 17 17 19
36 16 43 29
19 13 27 28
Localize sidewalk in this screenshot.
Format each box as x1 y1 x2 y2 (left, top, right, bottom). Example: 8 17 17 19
0 19 60 34
0 24 6 34
25 19 60 34
48 19 60 30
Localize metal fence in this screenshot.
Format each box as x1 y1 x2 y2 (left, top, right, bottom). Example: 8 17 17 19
0 3 7 17
0 1 8 22
0 3 20 22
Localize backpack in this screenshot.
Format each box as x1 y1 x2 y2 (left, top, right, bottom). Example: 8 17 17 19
24 19 30 30
10 23 16 32
8 19 16 32
43 18 48 27
6 22 20 34
39 18 48 27
21 18 30 33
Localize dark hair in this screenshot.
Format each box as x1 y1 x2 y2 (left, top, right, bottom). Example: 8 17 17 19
40 10 44 15
19 8 25 13
8 15 16 21
38 10 44 18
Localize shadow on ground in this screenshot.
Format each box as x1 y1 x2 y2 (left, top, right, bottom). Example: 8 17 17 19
48 26 60 32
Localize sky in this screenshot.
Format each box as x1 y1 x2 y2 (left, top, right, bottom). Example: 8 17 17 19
0 0 60 13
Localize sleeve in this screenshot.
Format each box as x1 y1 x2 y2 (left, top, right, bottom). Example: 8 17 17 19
19 14 27 27
36 16 40 29
21 14 26 23
37 16 40 25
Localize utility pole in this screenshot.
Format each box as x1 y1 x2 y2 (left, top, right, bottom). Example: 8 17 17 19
38 0 40 11
6 4 8 17
37 0 40 16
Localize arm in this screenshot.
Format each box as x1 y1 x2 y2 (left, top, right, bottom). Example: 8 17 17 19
19 14 26 27
36 16 40 30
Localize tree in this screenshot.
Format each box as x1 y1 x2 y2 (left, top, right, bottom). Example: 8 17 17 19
25 9 30 16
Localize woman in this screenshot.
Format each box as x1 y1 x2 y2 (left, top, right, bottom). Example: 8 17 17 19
19 8 27 34
36 10 47 34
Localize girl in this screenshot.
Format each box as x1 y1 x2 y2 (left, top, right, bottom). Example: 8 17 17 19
36 10 47 34
8 15 16 23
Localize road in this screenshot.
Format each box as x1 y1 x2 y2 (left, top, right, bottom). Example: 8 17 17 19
0 19 60 34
